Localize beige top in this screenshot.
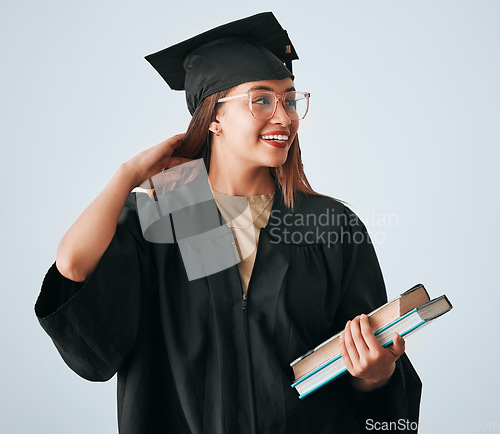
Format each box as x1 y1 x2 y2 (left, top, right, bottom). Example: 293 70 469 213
210 187 274 294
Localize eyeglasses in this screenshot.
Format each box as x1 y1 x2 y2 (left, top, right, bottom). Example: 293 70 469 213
217 90 310 121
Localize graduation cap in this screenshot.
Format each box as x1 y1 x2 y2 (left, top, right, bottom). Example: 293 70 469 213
145 12 299 115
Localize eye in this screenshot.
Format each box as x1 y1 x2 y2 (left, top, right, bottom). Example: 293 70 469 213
285 98 298 110
252 96 272 105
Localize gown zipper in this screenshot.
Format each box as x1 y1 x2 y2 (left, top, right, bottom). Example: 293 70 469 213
215 202 260 432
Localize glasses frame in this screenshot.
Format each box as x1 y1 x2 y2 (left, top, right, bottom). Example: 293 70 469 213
217 90 310 120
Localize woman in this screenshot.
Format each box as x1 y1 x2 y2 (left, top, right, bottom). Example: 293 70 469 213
35 12 421 433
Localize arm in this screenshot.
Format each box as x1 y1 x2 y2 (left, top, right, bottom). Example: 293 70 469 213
35 134 191 380
56 134 187 282
330 205 422 425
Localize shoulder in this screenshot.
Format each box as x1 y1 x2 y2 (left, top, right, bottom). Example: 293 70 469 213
117 193 140 224
292 191 363 229
116 192 148 243
266 190 366 246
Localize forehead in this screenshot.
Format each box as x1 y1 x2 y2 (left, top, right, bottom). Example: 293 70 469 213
228 77 295 96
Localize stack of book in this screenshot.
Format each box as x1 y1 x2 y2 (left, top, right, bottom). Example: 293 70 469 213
290 284 452 399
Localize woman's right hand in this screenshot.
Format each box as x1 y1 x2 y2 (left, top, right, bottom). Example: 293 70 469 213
56 133 194 282
123 133 193 188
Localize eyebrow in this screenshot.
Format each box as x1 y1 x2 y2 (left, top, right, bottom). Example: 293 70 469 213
247 85 296 92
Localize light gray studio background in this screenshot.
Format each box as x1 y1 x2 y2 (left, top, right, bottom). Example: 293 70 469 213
1 0 498 432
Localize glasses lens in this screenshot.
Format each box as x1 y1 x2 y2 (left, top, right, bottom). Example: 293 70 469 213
249 91 276 119
248 91 309 120
284 92 309 120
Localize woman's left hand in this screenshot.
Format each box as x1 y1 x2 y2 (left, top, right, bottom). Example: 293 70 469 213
339 313 406 392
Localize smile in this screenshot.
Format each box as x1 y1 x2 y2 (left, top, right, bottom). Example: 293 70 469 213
260 134 289 142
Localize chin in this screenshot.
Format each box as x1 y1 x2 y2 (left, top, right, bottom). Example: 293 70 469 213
251 143 290 168
264 154 289 169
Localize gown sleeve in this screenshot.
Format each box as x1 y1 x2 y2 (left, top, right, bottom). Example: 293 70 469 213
34 193 153 382
329 204 422 428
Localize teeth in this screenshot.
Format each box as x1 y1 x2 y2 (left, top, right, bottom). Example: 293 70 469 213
261 135 288 141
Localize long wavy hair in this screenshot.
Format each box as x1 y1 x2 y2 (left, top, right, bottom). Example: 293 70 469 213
171 89 332 209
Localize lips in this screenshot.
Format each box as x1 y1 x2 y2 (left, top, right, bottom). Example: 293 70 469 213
260 131 290 148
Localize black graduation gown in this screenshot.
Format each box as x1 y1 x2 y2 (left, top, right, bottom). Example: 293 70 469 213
35 182 422 433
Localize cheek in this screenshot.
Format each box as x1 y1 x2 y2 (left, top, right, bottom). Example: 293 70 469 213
222 111 264 138
246 120 270 140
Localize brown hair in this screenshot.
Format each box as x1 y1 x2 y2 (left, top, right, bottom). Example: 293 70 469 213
172 89 334 210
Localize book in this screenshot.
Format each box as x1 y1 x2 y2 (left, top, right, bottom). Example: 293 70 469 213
290 284 431 380
289 285 452 399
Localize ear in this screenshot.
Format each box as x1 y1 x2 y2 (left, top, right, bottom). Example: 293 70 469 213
209 119 220 135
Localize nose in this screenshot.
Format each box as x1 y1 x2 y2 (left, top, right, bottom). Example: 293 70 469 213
270 97 291 126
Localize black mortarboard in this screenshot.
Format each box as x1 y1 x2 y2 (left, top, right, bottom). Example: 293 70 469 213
145 12 299 115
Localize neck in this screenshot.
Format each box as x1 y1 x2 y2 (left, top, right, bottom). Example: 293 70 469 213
208 154 275 197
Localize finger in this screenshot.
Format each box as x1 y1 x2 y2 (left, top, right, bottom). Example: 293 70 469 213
389 333 406 358
154 133 185 154
153 171 183 186
163 157 197 169
152 134 186 163
171 133 186 151
349 316 370 354
136 169 182 190
343 321 360 364
164 132 186 146
359 314 382 351
154 159 197 179
160 158 203 190
339 331 354 374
